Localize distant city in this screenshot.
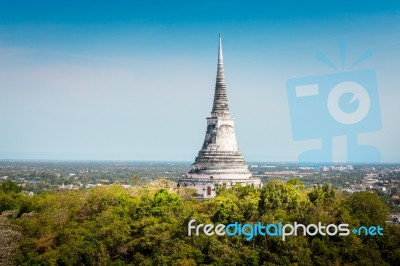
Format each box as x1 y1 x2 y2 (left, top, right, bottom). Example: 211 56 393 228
1 160 399 217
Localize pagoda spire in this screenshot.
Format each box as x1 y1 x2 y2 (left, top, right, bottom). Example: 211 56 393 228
179 35 262 198
211 34 230 117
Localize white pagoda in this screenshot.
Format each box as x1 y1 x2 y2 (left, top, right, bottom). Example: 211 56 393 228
178 35 262 198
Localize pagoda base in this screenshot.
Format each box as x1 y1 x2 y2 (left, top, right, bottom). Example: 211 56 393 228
177 175 262 199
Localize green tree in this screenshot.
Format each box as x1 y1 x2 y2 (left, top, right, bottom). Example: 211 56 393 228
258 180 300 214
287 178 305 190
212 197 242 224
1 180 22 193
345 191 389 226
308 184 335 206
6 179 400 265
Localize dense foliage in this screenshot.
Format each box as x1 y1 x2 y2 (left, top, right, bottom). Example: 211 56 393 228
0 179 399 265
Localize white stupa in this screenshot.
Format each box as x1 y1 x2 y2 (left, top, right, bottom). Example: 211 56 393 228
178 34 262 198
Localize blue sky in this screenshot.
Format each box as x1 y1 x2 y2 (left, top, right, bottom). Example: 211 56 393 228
0 1 399 162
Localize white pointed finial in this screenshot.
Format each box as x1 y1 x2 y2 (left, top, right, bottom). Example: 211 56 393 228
218 34 223 64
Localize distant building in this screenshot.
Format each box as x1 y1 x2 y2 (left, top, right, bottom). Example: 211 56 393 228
363 178 378 185
321 166 329 171
351 185 366 192
178 35 262 198
392 195 400 200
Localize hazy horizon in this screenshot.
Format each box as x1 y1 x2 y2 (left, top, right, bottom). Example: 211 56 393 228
1 159 399 166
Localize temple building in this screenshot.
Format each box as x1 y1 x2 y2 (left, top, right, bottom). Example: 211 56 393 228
178 35 262 198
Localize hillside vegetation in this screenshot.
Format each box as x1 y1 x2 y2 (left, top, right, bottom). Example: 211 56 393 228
0 179 399 266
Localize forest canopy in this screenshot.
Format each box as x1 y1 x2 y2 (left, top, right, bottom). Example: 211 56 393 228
0 179 399 266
